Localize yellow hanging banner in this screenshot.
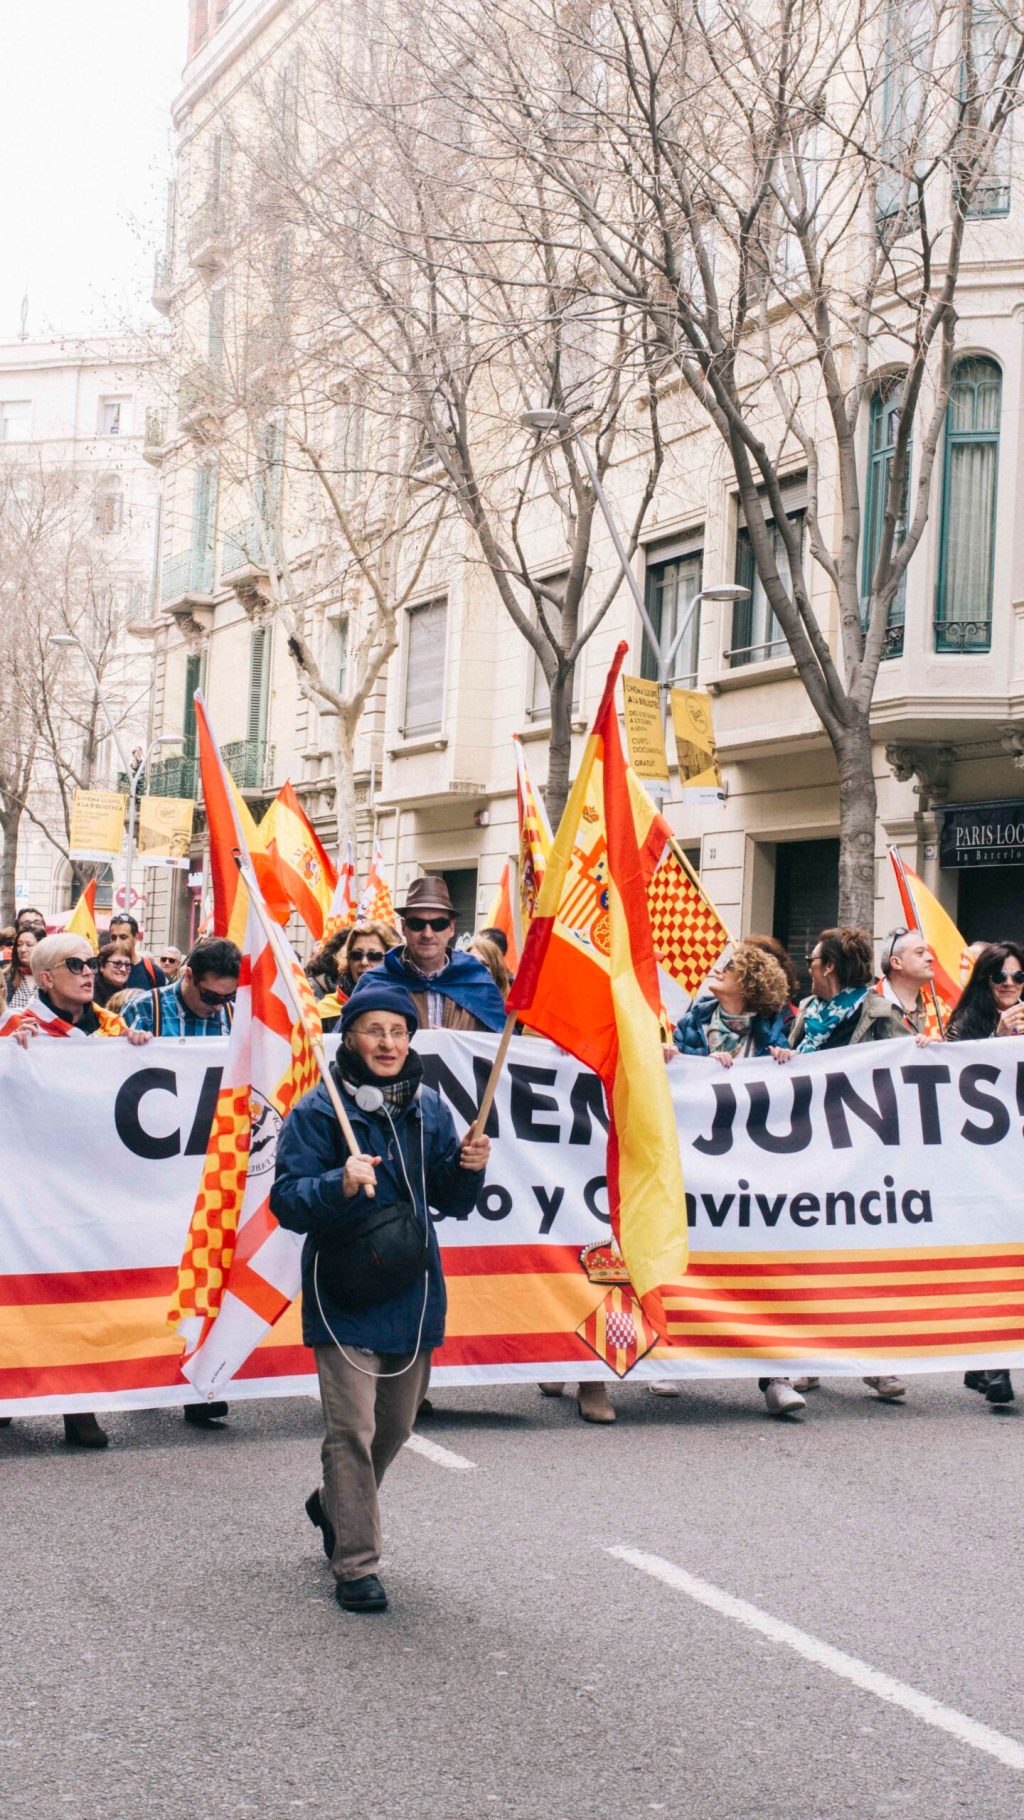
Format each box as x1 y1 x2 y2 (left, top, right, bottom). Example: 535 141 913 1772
69 789 126 863
670 689 724 800
621 675 669 781
138 796 194 866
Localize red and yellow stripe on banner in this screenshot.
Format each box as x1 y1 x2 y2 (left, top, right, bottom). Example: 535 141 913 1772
4 1241 1024 1406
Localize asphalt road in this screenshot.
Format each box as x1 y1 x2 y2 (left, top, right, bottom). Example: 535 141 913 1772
3 1373 1023 1820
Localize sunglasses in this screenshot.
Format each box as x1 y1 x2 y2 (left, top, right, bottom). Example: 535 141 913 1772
197 984 236 1007
61 956 101 976
157 955 178 965
404 916 452 932
348 948 386 964
991 970 1024 985
805 951 822 967
104 959 132 972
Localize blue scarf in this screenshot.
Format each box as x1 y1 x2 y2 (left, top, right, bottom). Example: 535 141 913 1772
381 946 507 1031
794 986 867 1053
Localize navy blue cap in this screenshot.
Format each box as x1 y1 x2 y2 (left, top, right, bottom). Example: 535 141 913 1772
339 977 419 1036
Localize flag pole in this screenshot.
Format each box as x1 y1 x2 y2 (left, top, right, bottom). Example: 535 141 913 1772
232 851 374 1193
468 1010 518 1141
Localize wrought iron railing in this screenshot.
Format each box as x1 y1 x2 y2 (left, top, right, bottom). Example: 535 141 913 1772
933 616 992 654
222 738 275 790
221 517 268 574
162 548 215 600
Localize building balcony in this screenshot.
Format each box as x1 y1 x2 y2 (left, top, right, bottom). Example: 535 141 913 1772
221 738 275 793
152 251 174 314
142 408 168 465
161 550 216 642
148 754 199 799
187 195 231 273
219 516 272 608
178 361 224 440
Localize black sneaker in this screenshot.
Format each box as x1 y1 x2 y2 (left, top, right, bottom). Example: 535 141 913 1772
336 1574 388 1613
985 1371 1014 1406
63 1413 109 1449
305 1487 336 1561
964 1371 987 1392
183 1402 229 1427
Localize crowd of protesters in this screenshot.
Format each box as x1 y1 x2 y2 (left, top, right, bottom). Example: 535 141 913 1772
0 881 1021 1613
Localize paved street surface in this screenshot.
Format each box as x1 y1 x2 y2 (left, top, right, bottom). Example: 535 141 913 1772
3 1374 1023 1820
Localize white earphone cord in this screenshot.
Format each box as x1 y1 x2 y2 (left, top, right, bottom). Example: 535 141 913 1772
313 1097 431 1380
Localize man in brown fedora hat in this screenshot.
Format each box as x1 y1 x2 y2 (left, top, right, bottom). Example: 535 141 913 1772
369 876 506 1033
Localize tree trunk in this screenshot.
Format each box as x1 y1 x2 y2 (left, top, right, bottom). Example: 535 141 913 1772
0 804 22 924
544 670 574 827
332 718 359 855
833 719 878 931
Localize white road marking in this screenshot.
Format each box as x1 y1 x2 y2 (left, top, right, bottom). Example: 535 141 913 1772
608 1546 1024 1773
404 1432 476 1471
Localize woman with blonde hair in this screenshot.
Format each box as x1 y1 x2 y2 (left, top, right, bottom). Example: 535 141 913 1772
315 921 400 1030
467 935 512 1001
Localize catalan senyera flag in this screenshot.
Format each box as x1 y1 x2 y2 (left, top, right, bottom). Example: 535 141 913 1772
356 837 396 926
65 879 99 951
507 641 688 1334
257 781 337 941
890 846 969 1031
514 735 552 925
324 838 357 939
194 693 291 948
626 775 731 995
169 882 322 1396
484 862 520 970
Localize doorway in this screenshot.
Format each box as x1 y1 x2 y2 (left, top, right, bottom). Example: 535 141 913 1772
773 838 840 995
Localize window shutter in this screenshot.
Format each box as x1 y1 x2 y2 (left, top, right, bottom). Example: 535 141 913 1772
402 599 447 735
248 626 269 745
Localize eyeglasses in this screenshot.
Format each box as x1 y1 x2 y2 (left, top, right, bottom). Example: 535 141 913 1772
358 1024 410 1042
805 951 823 967
196 984 236 1007
60 956 100 976
104 959 132 973
991 969 1024 985
404 916 452 932
348 949 386 964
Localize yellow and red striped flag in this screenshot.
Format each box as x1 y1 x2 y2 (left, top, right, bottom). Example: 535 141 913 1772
890 846 969 1032
169 878 322 1392
356 837 396 926
194 693 291 948
323 838 357 939
514 735 552 925
65 879 99 952
257 780 337 941
507 642 688 1335
484 861 520 969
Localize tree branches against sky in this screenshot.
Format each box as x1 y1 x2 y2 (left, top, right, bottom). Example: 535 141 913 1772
0 0 184 339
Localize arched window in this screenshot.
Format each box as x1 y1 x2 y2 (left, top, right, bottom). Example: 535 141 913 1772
862 380 911 659
935 357 1001 652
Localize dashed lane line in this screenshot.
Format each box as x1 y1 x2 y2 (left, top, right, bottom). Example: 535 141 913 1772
405 1432 476 1471
608 1545 1024 1774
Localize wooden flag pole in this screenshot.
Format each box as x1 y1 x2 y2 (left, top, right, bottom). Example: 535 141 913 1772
231 851 374 1193
468 1010 518 1141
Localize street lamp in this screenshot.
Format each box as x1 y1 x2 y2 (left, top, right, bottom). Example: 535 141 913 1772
518 408 750 703
48 633 182 917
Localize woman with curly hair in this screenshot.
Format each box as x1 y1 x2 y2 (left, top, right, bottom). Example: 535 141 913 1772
672 941 790 1066
667 942 808 1417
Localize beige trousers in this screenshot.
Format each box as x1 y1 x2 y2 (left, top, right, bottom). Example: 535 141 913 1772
314 1342 433 1581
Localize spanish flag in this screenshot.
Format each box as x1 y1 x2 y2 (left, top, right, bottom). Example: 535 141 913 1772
507 643 688 1330
65 879 99 951
514 735 551 924
890 846 968 1031
194 694 291 947
257 781 337 941
484 861 520 969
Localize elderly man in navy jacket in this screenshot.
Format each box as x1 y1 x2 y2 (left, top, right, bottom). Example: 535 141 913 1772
271 979 489 1614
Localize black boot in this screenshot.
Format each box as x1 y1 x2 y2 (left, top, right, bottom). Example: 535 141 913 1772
985 1371 1014 1406
63 1413 109 1449
305 1487 336 1561
183 1401 229 1427
964 1371 987 1392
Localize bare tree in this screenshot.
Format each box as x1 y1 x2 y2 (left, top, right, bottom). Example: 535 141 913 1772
235 16 667 822
419 0 1024 919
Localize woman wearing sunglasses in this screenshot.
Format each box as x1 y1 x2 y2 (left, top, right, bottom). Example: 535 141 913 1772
946 942 1024 1411
0 934 138 1040
93 943 134 1009
313 921 400 1031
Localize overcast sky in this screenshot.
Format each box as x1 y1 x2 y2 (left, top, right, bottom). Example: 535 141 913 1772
0 2 185 341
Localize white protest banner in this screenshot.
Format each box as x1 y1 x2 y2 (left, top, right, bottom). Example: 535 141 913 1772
1 1033 1022 1414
